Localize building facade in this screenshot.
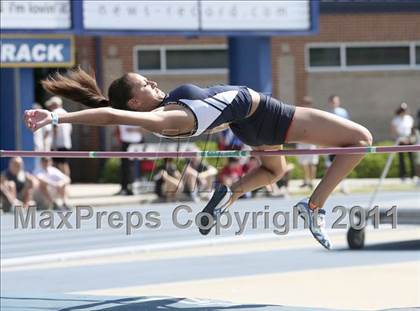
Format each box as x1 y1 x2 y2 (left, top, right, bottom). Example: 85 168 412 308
2 1 419 181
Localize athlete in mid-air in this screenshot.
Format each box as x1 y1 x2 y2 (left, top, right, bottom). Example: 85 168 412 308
24 67 373 249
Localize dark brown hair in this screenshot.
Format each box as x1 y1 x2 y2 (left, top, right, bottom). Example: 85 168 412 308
42 67 134 110
301 96 313 107
395 102 408 115
328 94 338 103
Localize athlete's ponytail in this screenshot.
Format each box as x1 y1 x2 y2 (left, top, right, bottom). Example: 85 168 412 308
42 67 109 108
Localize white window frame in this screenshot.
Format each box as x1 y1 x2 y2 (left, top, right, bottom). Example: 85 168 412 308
414 42 420 66
133 44 228 75
306 41 420 72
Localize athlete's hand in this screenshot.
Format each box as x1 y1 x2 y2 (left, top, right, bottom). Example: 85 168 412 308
24 109 51 132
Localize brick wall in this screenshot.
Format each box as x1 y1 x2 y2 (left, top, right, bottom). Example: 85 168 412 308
71 37 102 182
272 13 420 102
100 36 227 89
72 12 420 181
272 12 420 141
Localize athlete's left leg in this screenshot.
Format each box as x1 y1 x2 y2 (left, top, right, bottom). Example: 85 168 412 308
227 145 289 206
198 146 289 235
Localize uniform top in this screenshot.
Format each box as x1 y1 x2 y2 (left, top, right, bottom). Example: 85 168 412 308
157 84 252 138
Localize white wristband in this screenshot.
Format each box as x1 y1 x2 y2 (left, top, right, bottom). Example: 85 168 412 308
51 111 59 125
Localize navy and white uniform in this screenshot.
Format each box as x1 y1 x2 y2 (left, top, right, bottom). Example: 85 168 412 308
158 84 296 146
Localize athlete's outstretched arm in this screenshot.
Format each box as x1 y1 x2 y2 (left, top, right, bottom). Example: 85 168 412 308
24 107 193 135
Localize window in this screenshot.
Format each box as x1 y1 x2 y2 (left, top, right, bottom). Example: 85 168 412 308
307 42 420 71
346 46 410 66
309 47 340 67
166 49 227 70
134 45 228 73
137 50 161 70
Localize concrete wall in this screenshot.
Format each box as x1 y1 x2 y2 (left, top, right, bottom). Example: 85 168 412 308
307 71 420 141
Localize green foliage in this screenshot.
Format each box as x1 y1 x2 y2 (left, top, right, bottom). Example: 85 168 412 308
99 158 120 183
194 141 226 168
99 140 415 182
289 140 408 179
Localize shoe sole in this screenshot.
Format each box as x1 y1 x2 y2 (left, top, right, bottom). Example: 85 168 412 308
199 185 228 235
295 203 332 250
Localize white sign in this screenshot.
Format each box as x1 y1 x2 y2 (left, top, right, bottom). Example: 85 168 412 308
2 44 64 63
0 0 71 29
201 1 310 30
83 1 199 30
83 0 311 32
0 36 74 67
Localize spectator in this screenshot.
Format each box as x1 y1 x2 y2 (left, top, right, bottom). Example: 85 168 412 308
328 94 350 194
45 96 72 177
32 103 52 172
34 157 71 210
153 158 184 202
297 96 319 189
415 108 420 185
219 158 243 188
0 157 36 211
183 157 218 202
116 125 143 195
391 102 415 181
328 94 350 120
218 128 243 150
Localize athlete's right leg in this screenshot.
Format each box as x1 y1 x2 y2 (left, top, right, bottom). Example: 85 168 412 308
284 107 372 249
286 107 373 209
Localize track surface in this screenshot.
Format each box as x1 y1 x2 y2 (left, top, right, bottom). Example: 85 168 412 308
1 191 419 310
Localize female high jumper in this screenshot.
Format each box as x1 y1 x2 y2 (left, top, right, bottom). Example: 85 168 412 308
24 68 373 249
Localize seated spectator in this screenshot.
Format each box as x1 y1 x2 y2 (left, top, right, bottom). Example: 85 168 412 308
34 157 71 210
153 158 184 202
0 157 36 211
219 158 244 188
183 157 218 202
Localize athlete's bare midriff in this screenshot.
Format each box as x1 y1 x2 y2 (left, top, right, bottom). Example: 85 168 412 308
246 88 261 118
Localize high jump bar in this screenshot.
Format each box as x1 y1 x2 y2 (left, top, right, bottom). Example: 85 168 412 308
1 145 419 159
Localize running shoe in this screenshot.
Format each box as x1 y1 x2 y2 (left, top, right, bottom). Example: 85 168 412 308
294 198 333 250
198 184 232 235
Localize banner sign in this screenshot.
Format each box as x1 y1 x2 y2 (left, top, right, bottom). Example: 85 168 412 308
0 35 75 67
83 0 311 32
0 1 71 29
201 1 310 30
83 1 199 30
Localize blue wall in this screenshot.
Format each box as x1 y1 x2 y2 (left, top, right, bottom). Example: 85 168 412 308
0 69 16 171
0 68 34 172
19 69 35 173
228 36 272 95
